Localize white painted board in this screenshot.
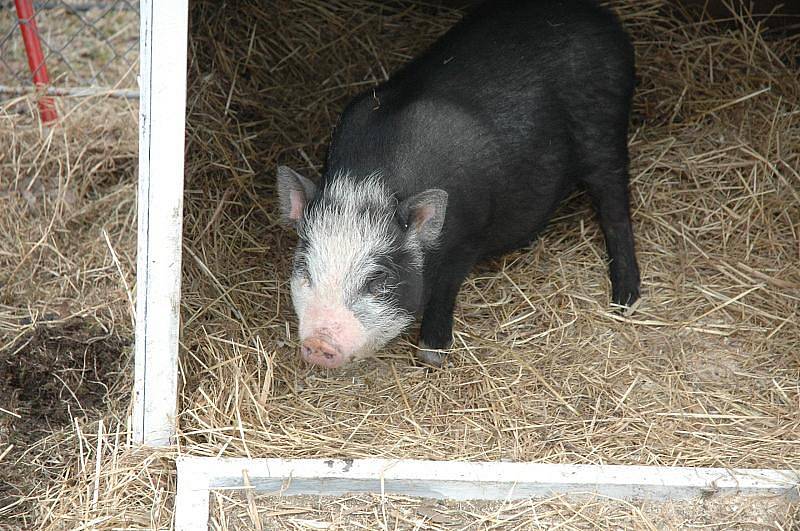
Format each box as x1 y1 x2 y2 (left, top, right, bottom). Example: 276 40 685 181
174 457 799 531
132 0 190 446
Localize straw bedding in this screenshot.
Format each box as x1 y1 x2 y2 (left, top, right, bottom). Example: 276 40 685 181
212 492 799 530
0 0 798 528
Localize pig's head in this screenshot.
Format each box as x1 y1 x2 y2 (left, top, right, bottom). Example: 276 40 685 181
276 166 447 368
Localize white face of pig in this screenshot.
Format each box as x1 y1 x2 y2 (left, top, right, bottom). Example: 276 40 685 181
277 166 447 368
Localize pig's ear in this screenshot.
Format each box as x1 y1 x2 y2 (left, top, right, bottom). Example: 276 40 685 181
276 166 317 225
399 189 448 247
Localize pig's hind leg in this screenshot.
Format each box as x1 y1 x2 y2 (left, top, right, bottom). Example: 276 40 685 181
571 95 641 308
581 165 641 308
417 251 477 367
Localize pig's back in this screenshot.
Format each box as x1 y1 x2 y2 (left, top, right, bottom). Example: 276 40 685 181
325 0 634 255
386 0 634 123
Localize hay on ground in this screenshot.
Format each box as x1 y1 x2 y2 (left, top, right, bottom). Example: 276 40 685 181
212 491 798 530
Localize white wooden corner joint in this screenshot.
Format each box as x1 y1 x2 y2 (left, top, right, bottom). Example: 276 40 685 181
174 457 800 531
132 0 190 446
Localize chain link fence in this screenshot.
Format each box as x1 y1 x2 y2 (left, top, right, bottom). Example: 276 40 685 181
1 0 139 100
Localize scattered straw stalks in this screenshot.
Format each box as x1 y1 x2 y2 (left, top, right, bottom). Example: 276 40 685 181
0 92 139 527
211 491 798 530
177 0 800 469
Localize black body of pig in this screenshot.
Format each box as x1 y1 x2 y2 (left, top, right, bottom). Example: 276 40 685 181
279 0 640 366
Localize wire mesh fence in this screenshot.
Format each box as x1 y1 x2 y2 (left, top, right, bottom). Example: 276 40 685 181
1 0 139 98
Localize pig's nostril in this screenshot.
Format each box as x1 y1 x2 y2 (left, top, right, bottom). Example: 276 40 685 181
300 338 343 367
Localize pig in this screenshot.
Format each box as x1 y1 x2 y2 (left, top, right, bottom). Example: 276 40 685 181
277 0 641 368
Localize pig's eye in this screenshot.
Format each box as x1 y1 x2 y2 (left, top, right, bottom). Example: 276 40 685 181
297 269 312 288
367 270 389 296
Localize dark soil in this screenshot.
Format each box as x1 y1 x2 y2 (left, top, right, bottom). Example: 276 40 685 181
0 319 130 525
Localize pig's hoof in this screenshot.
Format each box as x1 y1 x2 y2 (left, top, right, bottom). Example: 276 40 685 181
612 290 641 317
612 285 640 310
416 342 447 367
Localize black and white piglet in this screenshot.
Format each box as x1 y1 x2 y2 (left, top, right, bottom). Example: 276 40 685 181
277 0 640 368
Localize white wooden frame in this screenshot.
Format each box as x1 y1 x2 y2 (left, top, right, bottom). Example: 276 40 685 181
132 0 190 446
174 457 799 530
132 3 798 527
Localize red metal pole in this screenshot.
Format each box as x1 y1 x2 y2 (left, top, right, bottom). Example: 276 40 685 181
14 0 58 124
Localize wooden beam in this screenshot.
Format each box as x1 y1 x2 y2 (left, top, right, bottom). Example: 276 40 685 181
131 0 189 446
174 457 799 531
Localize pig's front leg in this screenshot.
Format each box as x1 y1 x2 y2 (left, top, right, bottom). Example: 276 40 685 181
417 252 476 367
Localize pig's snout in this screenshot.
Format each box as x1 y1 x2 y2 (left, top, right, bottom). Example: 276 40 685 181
297 302 368 368
301 337 345 368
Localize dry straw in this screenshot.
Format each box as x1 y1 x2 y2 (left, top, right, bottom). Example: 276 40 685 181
0 0 798 528
211 491 798 530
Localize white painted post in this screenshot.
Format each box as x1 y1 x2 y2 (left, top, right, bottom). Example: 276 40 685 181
132 0 190 446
